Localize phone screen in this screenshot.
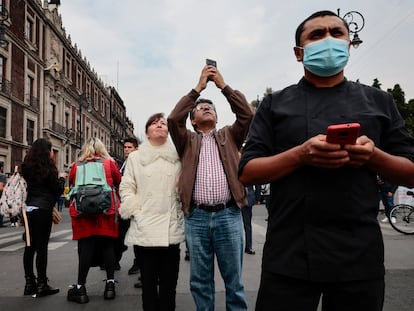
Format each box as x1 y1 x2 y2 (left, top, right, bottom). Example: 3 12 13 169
206 59 217 67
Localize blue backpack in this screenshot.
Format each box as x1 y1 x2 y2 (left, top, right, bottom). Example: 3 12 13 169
67 159 113 215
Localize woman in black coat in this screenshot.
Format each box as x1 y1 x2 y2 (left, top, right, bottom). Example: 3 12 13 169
21 138 65 297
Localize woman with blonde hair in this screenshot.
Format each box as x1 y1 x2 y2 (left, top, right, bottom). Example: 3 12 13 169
120 113 184 310
67 137 121 304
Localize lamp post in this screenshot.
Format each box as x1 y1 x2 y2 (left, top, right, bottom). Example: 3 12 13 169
78 93 91 149
338 9 365 48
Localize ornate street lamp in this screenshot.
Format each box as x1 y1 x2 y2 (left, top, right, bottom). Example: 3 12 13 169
338 9 365 48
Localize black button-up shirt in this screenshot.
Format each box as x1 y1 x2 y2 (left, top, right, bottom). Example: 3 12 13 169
239 78 414 282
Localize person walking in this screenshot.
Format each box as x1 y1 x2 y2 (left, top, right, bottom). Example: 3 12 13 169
120 113 184 310
168 64 253 311
239 10 414 311
67 137 121 304
21 138 66 297
56 173 66 212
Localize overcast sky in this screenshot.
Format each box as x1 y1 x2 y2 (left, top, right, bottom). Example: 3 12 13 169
57 0 414 139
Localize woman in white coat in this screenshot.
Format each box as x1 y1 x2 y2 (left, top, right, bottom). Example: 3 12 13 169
119 113 184 311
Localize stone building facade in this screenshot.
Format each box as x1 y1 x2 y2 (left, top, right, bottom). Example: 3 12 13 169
0 0 134 175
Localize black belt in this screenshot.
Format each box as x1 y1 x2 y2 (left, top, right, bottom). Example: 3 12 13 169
195 200 235 212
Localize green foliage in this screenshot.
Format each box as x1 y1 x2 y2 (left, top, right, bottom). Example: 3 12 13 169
251 87 273 109
386 83 414 136
372 78 381 89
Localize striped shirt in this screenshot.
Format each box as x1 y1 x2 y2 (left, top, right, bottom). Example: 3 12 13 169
193 131 231 205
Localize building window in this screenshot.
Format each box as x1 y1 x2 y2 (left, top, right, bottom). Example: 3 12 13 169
64 112 69 129
26 119 34 145
0 56 5 93
25 17 34 43
64 52 72 80
76 67 82 90
101 98 105 116
0 106 5 138
26 75 34 101
49 103 56 124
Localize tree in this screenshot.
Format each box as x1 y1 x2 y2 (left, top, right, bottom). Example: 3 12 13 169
250 87 273 109
372 78 381 89
386 83 414 136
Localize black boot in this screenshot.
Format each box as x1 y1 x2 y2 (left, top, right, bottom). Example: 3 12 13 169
128 259 139 275
104 281 116 300
67 284 89 304
24 275 37 296
35 278 59 297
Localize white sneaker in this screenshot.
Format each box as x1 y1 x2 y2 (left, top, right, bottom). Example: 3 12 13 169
391 217 397 224
380 217 388 223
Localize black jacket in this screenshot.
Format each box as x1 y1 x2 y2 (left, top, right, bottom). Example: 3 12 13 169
22 169 65 211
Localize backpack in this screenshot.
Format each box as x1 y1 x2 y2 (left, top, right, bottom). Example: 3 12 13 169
67 159 113 215
0 171 27 217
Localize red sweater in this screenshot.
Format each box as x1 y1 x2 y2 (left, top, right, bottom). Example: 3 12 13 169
68 157 121 240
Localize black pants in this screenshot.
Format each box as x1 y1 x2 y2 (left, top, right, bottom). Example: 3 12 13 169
23 209 53 281
114 218 130 263
139 244 180 311
256 272 384 311
77 235 116 285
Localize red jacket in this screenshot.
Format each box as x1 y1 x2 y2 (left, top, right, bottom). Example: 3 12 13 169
68 157 121 240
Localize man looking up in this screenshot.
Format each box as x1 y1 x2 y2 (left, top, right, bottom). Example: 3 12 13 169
168 63 253 311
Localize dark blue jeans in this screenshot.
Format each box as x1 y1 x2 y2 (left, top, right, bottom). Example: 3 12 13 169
378 192 395 218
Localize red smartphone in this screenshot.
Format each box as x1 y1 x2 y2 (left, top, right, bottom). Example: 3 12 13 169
326 123 360 145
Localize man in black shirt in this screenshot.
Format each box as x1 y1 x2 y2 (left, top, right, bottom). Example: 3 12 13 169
239 10 414 311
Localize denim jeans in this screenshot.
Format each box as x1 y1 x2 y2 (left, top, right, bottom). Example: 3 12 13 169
185 205 248 311
378 192 395 218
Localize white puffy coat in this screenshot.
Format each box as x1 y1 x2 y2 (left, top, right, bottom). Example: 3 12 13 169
119 140 184 247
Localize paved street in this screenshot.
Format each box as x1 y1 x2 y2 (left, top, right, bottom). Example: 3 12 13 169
0 205 413 310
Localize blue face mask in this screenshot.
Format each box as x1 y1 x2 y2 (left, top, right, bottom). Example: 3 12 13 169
302 37 349 77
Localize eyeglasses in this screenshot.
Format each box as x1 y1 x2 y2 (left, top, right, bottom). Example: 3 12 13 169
195 103 215 111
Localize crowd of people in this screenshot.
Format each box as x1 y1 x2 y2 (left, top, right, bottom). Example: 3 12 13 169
1 9 414 311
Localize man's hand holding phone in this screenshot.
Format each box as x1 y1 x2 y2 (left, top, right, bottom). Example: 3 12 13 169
324 123 376 168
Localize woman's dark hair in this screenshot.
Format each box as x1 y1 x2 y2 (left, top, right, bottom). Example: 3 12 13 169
145 113 165 133
21 138 58 183
295 10 349 46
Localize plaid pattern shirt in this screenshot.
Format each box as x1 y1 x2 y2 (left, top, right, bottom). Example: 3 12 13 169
193 131 231 205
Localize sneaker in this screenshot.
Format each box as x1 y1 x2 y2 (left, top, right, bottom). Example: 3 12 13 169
245 248 256 255
380 217 388 223
67 284 89 304
391 217 397 224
